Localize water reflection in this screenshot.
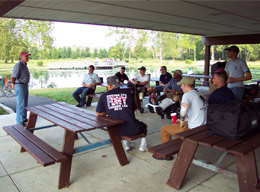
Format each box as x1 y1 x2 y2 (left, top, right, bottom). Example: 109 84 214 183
30 67 162 89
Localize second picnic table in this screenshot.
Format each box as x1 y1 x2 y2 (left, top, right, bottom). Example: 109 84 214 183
25 102 127 189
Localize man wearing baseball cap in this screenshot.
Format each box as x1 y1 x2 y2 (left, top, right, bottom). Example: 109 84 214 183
164 69 183 101
11 51 31 126
224 45 252 100
129 66 150 112
153 77 207 160
96 76 148 152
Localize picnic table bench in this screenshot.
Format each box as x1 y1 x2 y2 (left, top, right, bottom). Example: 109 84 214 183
3 102 127 189
148 125 260 192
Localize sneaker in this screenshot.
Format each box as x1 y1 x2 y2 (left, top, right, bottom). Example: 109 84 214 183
155 106 163 116
21 122 27 127
122 140 134 151
129 141 135 148
139 142 147 152
75 104 83 108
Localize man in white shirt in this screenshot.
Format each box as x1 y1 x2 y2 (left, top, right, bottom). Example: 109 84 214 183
130 66 150 89
153 77 207 160
72 65 101 107
129 66 150 112
224 45 252 100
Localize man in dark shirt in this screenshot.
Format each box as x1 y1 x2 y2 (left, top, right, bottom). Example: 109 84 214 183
208 72 235 104
115 66 129 85
149 66 172 103
96 76 147 151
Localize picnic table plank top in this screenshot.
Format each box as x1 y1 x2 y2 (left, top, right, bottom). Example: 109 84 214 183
228 132 260 156
27 102 124 133
186 131 211 143
27 106 84 133
174 125 206 139
41 104 106 129
198 135 225 147
57 102 124 125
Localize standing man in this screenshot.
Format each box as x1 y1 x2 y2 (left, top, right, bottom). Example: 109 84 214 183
115 66 129 85
96 76 148 151
72 65 101 107
224 45 252 100
153 77 207 160
11 52 31 126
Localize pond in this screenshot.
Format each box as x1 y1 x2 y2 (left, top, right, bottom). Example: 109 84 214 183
29 67 165 89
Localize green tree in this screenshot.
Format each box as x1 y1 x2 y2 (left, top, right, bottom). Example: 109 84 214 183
134 30 148 59
23 20 54 59
0 18 26 63
108 44 123 60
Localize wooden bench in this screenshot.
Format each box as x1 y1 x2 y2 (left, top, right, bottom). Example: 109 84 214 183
86 93 101 106
3 124 68 167
85 82 107 106
148 138 183 159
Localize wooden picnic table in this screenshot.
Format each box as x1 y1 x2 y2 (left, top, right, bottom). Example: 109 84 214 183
166 125 260 192
25 102 127 189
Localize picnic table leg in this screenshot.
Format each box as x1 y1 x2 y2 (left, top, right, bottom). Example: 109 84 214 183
107 125 129 166
86 96 93 106
58 130 76 189
21 112 38 152
167 139 198 189
133 86 142 110
235 151 258 192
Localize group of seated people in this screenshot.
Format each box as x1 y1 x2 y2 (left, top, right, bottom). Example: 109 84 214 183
71 45 251 157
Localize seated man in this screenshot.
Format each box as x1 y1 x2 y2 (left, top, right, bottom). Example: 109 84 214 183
153 77 207 160
129 66 150 112
163 69 183 102
149 70 183 119
115 66 129 85
130 66 150 90
208 72 235 104
149 66 172 103
96 76 148 151
72 65 101 107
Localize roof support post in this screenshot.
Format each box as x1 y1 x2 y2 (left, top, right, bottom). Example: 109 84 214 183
204 45 210 76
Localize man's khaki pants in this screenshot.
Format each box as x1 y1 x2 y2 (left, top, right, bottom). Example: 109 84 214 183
161 123 189 143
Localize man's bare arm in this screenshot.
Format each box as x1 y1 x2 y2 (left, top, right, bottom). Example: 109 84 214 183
227 71 252 83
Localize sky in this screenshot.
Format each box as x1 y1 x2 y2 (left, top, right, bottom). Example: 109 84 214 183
52 22 117 49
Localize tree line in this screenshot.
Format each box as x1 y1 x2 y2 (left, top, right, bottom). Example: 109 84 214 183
1 18 260 63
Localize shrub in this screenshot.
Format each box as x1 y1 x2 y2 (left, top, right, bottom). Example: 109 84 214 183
185 59 193 64
37 60 44 67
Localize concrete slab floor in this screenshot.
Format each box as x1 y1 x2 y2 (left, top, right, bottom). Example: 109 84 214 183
0 103 256 192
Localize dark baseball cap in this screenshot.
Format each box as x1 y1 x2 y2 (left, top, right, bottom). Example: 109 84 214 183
224 45 239 53
107 76 121 88
138 66 146 71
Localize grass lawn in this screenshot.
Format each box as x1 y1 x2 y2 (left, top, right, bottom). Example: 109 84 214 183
29 86 107 105
0 107 8 115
